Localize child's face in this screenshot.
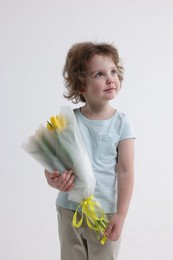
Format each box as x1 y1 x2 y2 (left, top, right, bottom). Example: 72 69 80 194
83 55 120 104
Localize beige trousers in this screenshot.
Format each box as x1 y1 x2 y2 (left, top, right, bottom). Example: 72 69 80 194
57 207 121 260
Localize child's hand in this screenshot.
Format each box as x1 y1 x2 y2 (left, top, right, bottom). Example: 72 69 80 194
44 169 75 192
104 213 125 241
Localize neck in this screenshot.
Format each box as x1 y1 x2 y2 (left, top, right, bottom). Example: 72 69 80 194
80 103 116 120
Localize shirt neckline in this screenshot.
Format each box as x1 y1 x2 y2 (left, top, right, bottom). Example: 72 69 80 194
76 107 119 125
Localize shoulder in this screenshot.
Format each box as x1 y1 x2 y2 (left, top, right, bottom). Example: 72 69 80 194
116 111 133 126
116 111 129 121
116 111 135 141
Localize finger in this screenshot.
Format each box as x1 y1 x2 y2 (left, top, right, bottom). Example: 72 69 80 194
44 169 50 177
64 182 75 192
110 231 119 241
105 222 118 240
104 223 113 234
58 172 75 191
45 169 59 178
49 171 60 179
107 224 120 241
58 170 73 183
60 176 74 191
65 170 74 182
63 175 75 191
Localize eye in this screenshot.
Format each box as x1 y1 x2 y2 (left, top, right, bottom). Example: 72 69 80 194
111 69 117 76
95 72 103 78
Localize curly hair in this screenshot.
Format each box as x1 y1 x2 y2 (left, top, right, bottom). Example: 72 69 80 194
63 42 124 104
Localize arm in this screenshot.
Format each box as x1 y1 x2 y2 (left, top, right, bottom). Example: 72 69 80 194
45 169 75 192
105 138 134 241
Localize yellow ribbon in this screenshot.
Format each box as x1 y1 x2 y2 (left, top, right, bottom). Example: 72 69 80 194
72 196 108 245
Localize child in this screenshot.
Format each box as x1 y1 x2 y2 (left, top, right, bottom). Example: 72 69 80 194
45 42 135 260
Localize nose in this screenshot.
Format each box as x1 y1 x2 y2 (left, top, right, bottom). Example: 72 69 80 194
106 75 114 85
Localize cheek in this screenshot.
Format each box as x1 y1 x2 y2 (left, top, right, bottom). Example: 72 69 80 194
93 83 102 90
115 78 121 90
86 81 102 93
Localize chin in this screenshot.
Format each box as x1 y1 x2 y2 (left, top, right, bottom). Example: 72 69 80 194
107 93 117 100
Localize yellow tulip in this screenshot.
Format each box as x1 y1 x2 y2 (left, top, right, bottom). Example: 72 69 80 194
47 115 67 132
46 121 53 131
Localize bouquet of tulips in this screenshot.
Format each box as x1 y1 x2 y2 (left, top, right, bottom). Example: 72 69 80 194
22 106 108 244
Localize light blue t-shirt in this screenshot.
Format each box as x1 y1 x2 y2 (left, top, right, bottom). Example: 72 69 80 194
56 108 135 213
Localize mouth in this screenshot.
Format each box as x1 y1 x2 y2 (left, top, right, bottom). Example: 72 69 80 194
104 88 116 92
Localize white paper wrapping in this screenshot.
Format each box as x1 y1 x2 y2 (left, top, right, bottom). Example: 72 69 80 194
22 106 96 203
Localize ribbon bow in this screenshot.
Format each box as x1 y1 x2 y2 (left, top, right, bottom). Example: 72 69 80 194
72 195 108 245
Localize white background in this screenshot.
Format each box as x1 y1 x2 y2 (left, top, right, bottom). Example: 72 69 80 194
0 0 173 259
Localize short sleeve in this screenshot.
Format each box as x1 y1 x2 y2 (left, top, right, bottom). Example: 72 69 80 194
119 114 135 141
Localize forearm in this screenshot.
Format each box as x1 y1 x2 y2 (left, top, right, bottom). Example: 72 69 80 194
105 139 134 241
116 170 134 218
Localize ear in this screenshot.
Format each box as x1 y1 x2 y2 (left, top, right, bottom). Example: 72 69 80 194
79 87 86 93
